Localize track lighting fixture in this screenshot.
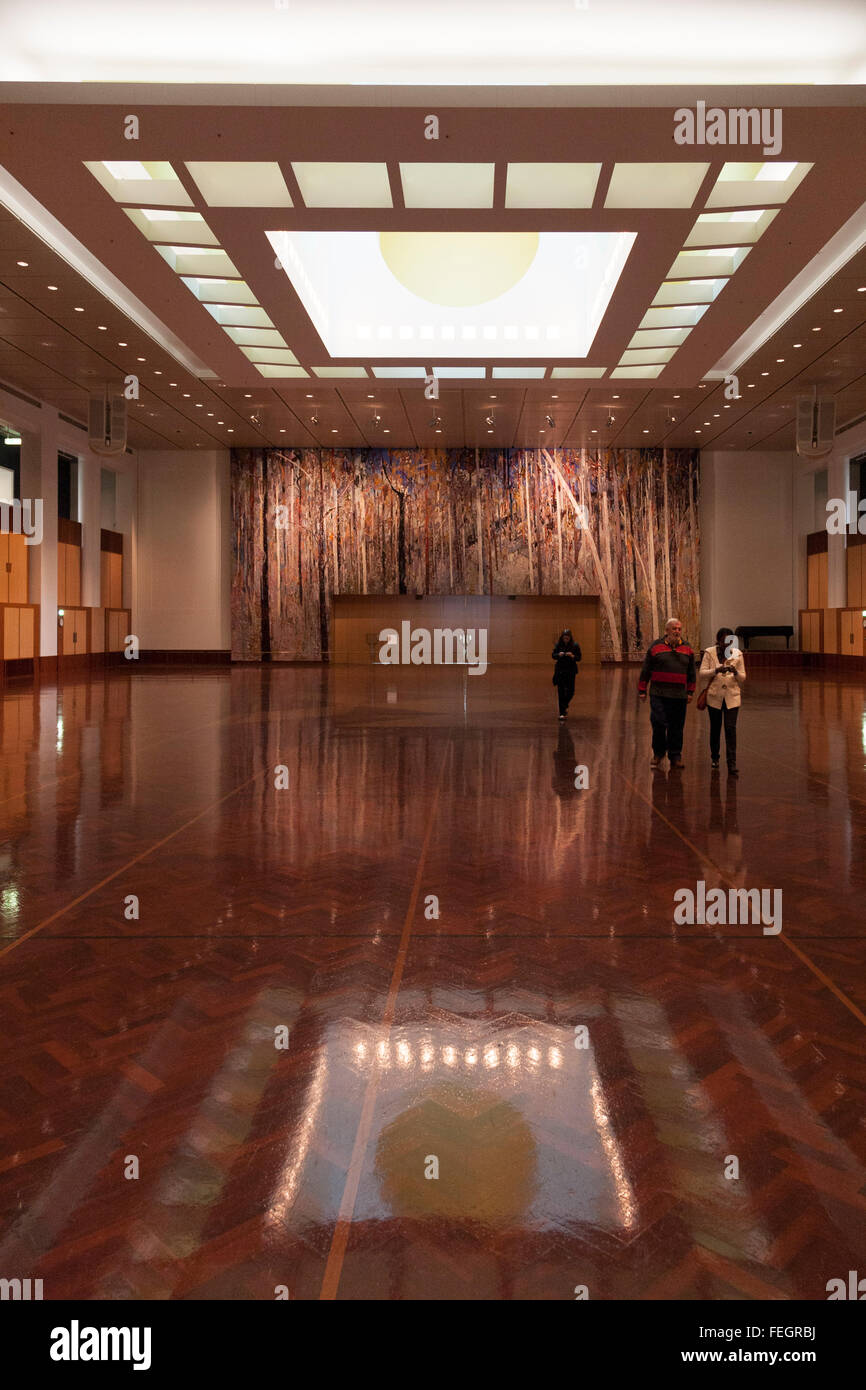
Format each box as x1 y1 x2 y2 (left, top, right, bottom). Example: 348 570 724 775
545 415 555 428
311 414 319 426
485 415 494 427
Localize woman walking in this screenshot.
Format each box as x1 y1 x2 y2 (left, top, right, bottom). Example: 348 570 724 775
698 627 746 776
552 628 581 720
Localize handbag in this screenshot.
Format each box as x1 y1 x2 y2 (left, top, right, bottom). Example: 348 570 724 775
696 687 707 711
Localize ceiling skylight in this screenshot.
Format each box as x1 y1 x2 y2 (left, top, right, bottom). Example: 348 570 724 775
604 163 709 209
267 228 635 360
400 163 495 209
86 161 191 206
291 162 392 208
185 161 293 207
705 162 813 208
505 163 601 209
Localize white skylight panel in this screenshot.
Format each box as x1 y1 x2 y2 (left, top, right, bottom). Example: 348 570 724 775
504 163 602 209
154 246 241 277
203 303 274 328
124 208 218 244
667 247 750 279
705 161 813 207
372 367 427 377
651 279 728 307
684 210 778 247
223 327 287 347
185 161 293 207
611 365 666 379
268 229 635 360
604 163 709 208
292 162 392 208
254 365 309 378
639 305 708 329
433 366 486 378
628 327 692 349
240 347 300 364
180 277 257 305
492 367 546 378
86 161 192 206
551 367 607 378
312 366 369 377
400 163 495 209
618 347 677 365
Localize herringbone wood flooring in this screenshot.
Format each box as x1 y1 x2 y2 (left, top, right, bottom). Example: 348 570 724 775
0 664 864 1299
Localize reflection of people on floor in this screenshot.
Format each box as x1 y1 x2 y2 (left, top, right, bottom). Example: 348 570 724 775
551 629 581 720
707 774 743 880
551 723 578 799
638 617 696 769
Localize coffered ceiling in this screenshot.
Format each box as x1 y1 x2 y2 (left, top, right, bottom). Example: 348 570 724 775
1 18 866 451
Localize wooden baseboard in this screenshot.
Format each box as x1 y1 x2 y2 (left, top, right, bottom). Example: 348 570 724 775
139 650 231 665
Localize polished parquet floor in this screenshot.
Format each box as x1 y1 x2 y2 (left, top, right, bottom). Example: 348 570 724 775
0 662 864 1300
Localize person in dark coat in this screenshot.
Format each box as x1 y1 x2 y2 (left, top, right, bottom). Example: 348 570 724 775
637 616 696 769
552 628 581 719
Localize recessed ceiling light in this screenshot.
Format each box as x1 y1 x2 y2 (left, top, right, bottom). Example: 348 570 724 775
170 382 177 386
154 370 162 375
487 429 493 433
195 403 203 408
280 428 286 432
118 340 127 345
306 393 314 398
812 326 821 331
435 428 442 433
591 428 597 433
612 394 620 399
672 394 680 399
761 371 769 376
776 358 784 362
724 404 730 408
793 342 802 347
833 307 843 313
137 356 145 362
699 384 707 389
207 412 213 416
747 383 755 388
551 394 558 399
384 428 390 433
331 428 338 432
97 324 107 330
367 394 374 399
74 306 84 312
858 287 866 293
17 260 28 267
642 428 649 433
218 420 224 424
227 428 234 432
47 284 58 290
244 393 252 398
183 392 190 398
713 413 720 417
695 429 701 433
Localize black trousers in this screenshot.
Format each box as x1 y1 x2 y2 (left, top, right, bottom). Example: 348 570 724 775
557 678 575 715
708 700 739 766
649 694 687 760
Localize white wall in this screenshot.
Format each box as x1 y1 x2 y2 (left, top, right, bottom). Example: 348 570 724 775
135 449 231 651
700 450 796 649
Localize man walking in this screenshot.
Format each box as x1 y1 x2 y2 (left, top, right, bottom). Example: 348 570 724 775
638 617 696 770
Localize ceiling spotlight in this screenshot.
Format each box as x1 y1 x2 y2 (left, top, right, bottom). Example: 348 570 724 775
373 414 382 426
311 414 319 426
607 415 615 427
545 415 555 428
485 415 494 427
17 260 28 267
430 415 442 428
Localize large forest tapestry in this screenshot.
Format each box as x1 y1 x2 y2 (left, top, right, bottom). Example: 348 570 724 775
231 447 700 662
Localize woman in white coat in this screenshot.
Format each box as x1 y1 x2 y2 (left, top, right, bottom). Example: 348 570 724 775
698 627 746 776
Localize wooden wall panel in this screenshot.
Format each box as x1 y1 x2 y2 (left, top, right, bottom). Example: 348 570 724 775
840 608 865 657
100 550 123 608
7 533 28 603
3 605 19 660
807 551 828 608
18 606 34 660
331 595 602 666
60 607 87 656
846 545 862 608
823 608 839 654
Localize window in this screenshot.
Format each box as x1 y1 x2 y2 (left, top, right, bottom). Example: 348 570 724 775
58 451 79 521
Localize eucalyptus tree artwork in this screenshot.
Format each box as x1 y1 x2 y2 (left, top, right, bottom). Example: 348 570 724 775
232 447 700 662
